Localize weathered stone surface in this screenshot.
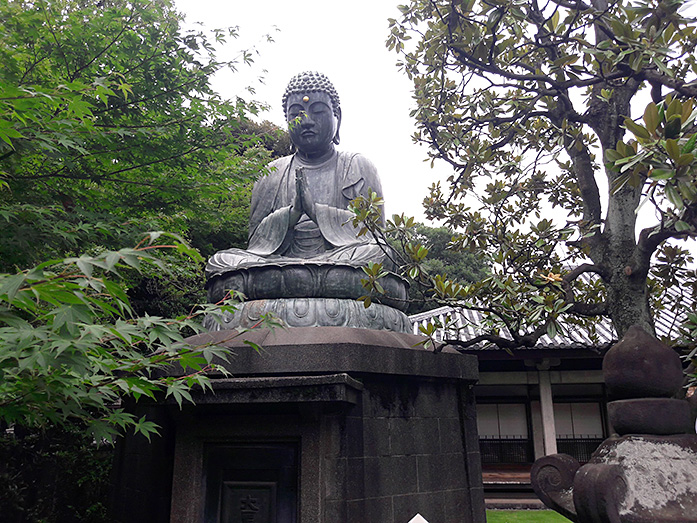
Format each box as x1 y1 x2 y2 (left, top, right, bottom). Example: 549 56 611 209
181 327 477 380
532 436 697 522
573 462 627 523
362 417 390 457
530 453 580 522
114 327 485 523
603 325 683 400
203 297 412 333
533 326 697 522
417 453 468 491
362 455 418 496
608 398 691 436
594 435 697 521
165 373 363 406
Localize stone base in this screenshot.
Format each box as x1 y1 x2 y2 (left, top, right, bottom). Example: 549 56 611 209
203 298 412 333
608 398 692 435
110 327 485 523
532 434 697 522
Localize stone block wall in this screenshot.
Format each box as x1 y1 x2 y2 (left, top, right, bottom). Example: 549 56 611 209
111 327 485 523
320 376 484 522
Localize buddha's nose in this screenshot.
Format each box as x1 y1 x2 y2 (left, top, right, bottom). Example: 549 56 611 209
300 114 314 127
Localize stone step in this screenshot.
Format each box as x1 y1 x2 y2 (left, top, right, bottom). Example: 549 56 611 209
485 497 546 510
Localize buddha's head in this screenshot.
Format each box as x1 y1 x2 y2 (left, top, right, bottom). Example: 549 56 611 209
283 72 341 158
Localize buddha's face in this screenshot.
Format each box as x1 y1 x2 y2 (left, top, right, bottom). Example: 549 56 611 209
286 92 338 157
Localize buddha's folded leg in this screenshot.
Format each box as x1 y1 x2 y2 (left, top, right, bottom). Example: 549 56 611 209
322 242 398 271
205 248 269 276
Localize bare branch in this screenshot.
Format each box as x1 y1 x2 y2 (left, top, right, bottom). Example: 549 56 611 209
643 70 697 98
637 207 697 262
548 0 591 10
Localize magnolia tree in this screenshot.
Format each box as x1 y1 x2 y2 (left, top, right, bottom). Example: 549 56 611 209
357 0 697 358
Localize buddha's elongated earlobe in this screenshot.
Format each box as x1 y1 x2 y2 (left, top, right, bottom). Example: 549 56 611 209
333 107 342 145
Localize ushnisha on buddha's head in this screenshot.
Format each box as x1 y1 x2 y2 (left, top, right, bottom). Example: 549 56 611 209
282 72 342 161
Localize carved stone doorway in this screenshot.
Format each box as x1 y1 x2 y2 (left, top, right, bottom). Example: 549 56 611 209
203 443 298 523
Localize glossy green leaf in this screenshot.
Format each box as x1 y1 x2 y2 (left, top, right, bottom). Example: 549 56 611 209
643 102 659 135
666 139 681 162
682 134 697 154
624 118 651 140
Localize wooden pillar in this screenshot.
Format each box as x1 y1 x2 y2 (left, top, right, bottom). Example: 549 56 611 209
530 400 546 460
538 369 557 455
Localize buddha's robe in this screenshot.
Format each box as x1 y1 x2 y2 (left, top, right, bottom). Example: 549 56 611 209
206 150 392 277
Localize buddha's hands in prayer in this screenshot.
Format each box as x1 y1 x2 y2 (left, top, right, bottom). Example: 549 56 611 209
293 168 318 223
290 168 304 225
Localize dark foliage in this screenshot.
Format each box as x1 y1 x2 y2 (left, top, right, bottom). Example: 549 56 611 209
0 426 112 523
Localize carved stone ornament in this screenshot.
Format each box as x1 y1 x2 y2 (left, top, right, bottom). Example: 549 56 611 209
532 435 697 522
531 326 697 522
206 263 409 312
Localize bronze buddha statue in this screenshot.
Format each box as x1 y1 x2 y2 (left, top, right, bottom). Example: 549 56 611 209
207 72 393 275
205 72 409 332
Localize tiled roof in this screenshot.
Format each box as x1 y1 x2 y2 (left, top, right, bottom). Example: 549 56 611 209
408 301 683 352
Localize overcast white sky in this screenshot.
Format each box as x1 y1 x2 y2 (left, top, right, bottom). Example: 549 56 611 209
174 0 445 221
172 1 697 255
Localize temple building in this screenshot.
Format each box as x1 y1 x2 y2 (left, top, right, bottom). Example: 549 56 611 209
409 302 686 508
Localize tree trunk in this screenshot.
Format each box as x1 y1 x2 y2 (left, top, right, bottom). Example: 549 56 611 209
605 266 655 338
600 187 656 338
587 75 654 339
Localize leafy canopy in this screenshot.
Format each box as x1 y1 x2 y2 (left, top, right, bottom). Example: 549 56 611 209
0 0 285 439
363 0 697 360
0 0 280 271
392 222 490 314
0 234 255 442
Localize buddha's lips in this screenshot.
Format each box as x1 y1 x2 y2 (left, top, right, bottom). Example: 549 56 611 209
301 130 315 137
